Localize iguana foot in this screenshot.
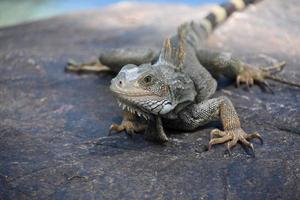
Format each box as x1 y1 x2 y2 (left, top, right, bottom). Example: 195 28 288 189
208 128 263 156
109 110 147 137
109 121 135 136
237 62 286 87
65 59 110 73
236 61 289 91
109 121 146 137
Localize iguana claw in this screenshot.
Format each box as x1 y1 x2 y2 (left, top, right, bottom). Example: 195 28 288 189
236 61 300 91
208 128 263 156
109 122 135 136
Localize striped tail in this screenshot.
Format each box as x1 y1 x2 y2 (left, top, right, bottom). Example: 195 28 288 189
200 0 261 34
179 0 262 47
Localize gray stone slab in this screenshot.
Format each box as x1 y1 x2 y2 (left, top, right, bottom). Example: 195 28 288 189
0 0 299 199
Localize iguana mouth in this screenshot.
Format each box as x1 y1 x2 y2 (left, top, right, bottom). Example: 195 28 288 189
115 97 151 120
114 92 173 116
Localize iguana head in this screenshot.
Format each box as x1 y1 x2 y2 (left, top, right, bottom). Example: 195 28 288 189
110 38 196 118
110 34 196 118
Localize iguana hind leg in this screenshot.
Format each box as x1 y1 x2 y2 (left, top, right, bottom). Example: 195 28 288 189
196 49 300 90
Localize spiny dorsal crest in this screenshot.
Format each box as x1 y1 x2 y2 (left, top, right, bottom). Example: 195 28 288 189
159 33 185 72
177 31 185 70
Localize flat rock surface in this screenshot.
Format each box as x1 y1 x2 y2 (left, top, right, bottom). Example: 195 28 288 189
0 0 299 199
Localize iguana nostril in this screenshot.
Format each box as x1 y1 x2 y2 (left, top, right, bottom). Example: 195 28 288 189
119 80 122 86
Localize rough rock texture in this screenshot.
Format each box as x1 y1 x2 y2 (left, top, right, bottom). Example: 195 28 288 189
0 0 299 199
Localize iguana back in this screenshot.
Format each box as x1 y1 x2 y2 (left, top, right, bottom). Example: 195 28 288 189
158 0 261 101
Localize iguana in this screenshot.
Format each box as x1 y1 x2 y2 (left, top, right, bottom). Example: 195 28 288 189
66 0 300 155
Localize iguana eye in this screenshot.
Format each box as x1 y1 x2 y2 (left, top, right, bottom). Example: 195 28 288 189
139 74 156 87
143 75 152 83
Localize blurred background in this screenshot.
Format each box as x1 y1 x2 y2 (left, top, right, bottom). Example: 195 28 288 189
0 0 223 28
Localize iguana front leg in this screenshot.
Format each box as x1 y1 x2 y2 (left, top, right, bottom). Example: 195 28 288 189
144 115 169 143
196 49 300 90
109 111 147 136
66 48 159 74
66 59 110 73
110 111 168 142
177 96 263 155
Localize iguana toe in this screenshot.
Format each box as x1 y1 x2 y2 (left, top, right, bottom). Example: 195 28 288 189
208 128 263 156
236 65 264 88
236 61 300 91
245 132 263 144
109 121 135 136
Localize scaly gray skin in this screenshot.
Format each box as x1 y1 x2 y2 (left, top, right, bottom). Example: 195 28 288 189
66 0 300 155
